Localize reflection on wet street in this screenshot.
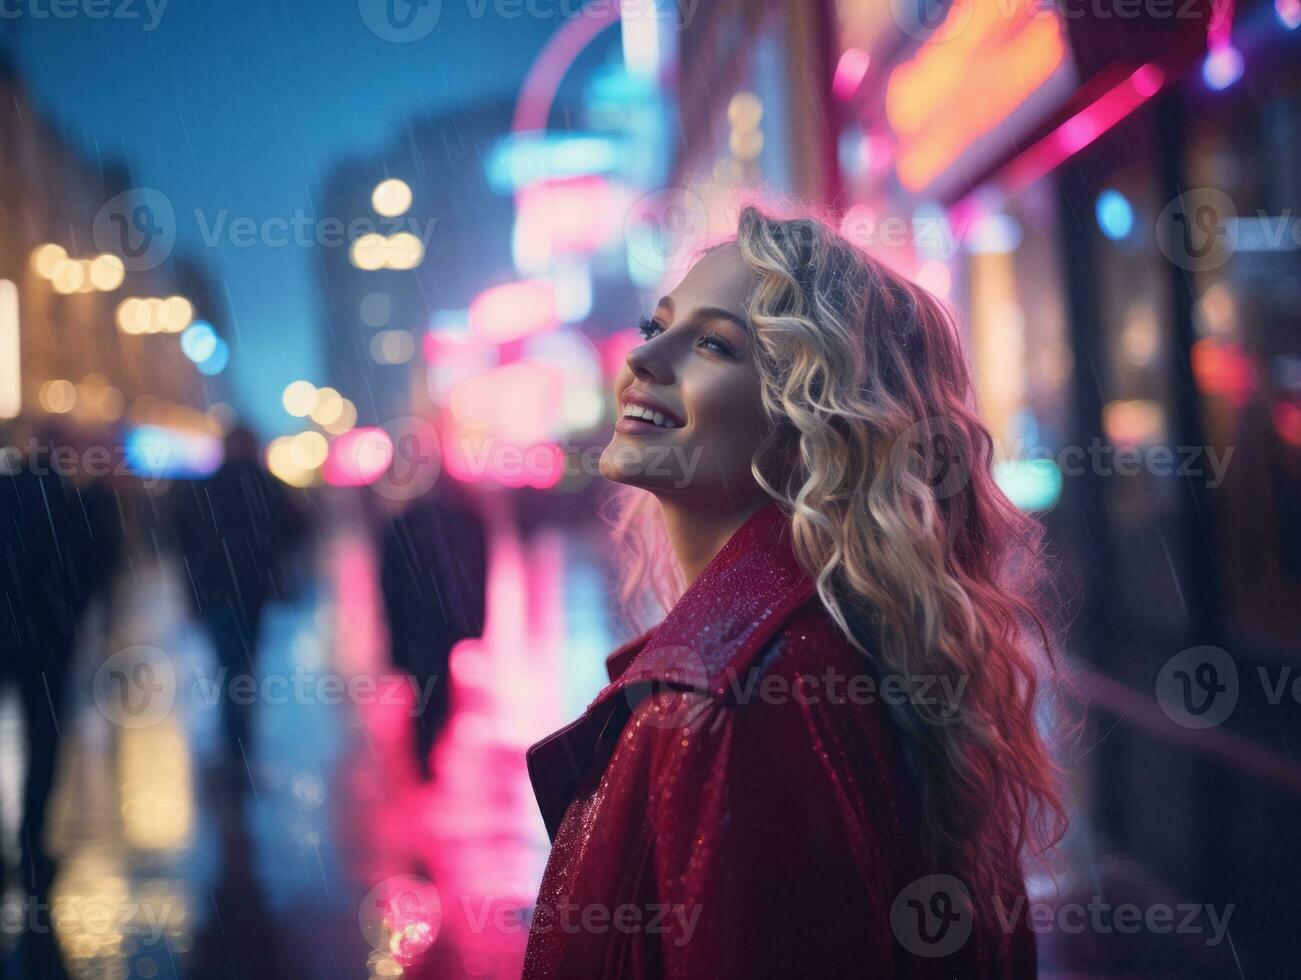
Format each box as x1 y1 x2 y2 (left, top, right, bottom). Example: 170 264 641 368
2 512 606 980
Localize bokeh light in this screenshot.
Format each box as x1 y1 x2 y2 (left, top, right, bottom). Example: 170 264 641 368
372 178 413 217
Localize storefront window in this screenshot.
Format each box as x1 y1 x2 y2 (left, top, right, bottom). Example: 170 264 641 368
1185 77 1301 654
1086 108 1188 640
961 178 1071 513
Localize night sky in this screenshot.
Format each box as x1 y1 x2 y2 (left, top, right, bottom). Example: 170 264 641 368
3 0 560 435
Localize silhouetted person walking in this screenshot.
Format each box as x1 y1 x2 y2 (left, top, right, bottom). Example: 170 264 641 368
377 483 487 781
173 426 304 779
0 426 121 979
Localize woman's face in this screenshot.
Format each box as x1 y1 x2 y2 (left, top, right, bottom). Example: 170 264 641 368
600 243 771 507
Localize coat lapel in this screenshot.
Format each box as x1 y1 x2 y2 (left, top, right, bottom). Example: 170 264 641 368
526 501 818 840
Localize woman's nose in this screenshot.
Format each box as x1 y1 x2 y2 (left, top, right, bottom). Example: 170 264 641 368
626 335 675 385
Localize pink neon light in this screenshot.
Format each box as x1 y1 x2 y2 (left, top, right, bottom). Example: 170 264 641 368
1208 0 1235 47
1131 63 1164 97
517 175 616 260
322 427 394 486
997 64 1164 198
833 48 871 101
512 3 621 138
449 359 565 443
469 279 559 345
443 436 565 489
424 330 498 408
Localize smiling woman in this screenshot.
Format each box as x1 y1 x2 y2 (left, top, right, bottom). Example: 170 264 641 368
523 205 1067 979
599 243 773 584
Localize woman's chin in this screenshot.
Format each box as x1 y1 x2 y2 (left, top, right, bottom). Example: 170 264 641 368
599 444 646 487
599 443 674 491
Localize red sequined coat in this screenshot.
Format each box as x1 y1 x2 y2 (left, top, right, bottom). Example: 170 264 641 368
523 501 1035 979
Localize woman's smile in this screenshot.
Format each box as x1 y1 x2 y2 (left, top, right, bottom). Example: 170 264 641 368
613 412 682 435
614 388 686 435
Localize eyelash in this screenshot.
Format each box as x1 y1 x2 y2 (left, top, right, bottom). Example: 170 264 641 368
636 316 735 356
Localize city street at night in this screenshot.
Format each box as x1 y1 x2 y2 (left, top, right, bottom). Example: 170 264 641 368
2 0 1300 977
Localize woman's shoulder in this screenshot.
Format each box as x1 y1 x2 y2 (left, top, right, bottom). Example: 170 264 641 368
728 597 883 708
631 594 916 794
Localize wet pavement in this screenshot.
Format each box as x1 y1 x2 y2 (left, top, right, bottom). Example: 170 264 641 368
0 514 611 980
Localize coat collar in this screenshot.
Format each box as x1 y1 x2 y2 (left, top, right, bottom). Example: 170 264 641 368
526 499 819 840
591 498 818 709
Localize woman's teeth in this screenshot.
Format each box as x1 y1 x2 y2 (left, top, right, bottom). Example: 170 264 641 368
621 404 678 429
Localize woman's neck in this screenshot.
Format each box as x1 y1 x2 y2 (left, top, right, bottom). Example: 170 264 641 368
657 494 771 588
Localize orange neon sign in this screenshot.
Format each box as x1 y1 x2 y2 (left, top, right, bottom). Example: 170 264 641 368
886 0 1069 192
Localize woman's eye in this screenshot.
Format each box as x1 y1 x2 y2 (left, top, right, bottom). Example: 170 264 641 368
635 318 733 356
699 332 734 356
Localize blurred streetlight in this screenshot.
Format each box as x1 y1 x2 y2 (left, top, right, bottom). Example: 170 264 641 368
31 245 125 292
289 430 329 469
370 330 415 364
322 399 357 435
266 436 317 487
350 233 388 271
39 379 76 414
88 255 126 291
30 243 67 279
282 380 318 417
372 178 413 218
115 296 194 334
350 231 424 271
51 261 85 295
309 387 344 426
384 232 424 270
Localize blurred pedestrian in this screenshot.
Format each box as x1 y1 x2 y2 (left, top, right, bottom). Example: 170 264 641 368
173 425 306 777
377 480 487 781
0 422 122 979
